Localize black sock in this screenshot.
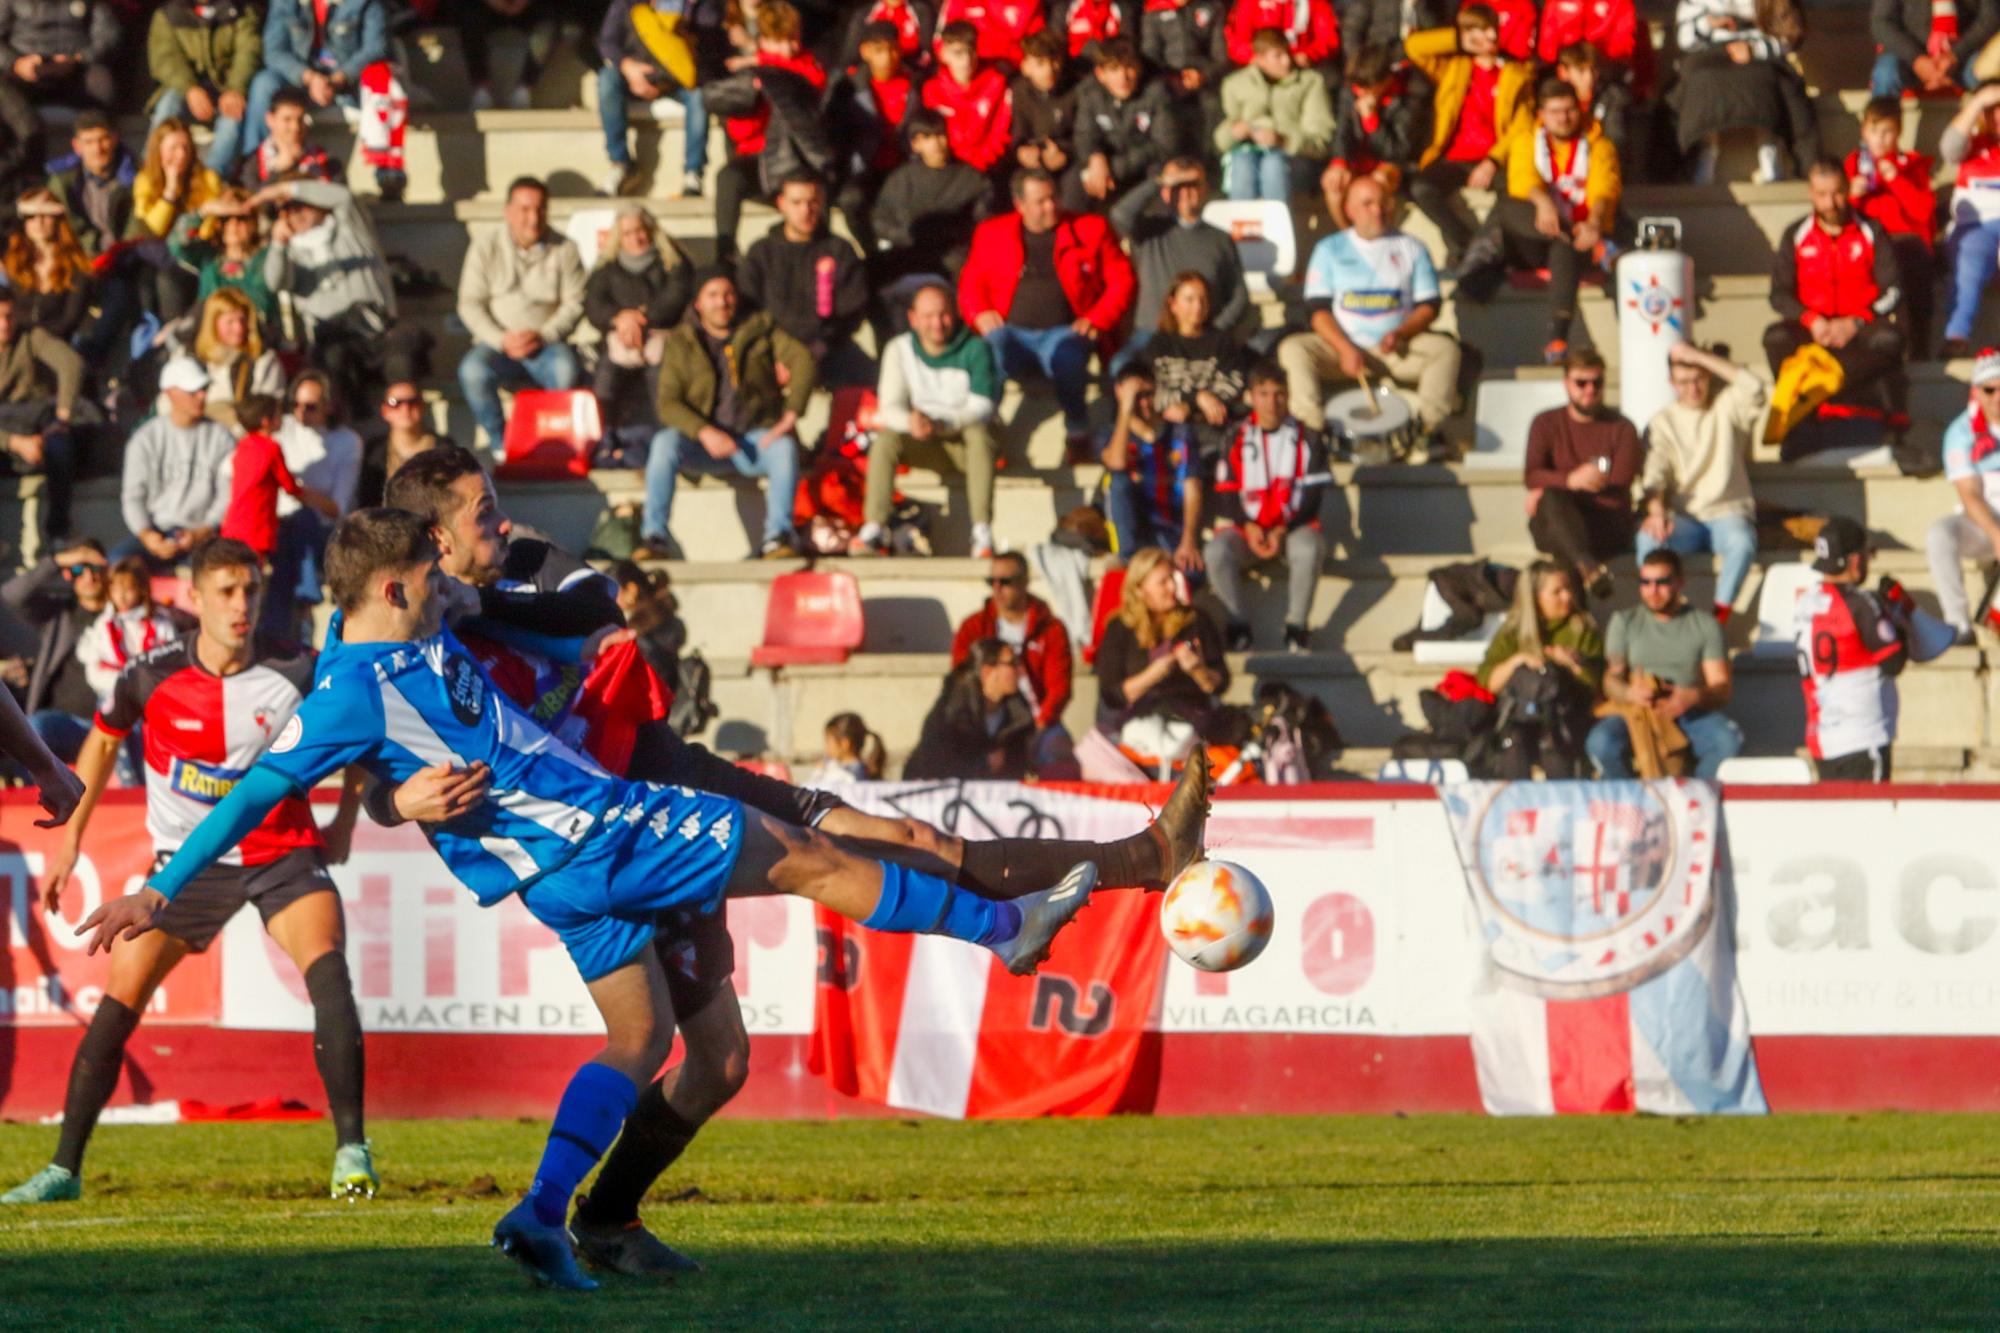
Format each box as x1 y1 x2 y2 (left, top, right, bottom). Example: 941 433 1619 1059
955 832 1161 898
304 952 366 1146
53 997 142 1174
577 1079 700 1227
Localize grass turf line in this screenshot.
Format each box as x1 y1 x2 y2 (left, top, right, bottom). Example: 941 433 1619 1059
1 1114 1999 1329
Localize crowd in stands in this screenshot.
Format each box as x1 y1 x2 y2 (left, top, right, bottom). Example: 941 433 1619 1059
0 0 1995 788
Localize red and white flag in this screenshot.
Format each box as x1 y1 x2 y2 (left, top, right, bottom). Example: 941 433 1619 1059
807 782 1170 1118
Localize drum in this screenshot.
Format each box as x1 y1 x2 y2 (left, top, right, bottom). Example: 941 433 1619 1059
1323 385 1415 464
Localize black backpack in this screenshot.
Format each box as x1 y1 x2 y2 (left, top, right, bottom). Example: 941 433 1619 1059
669 649 719 738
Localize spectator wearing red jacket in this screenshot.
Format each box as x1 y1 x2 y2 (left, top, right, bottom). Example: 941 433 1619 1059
1763 157 1909 447
1537 0 1642 72
923 22 1015 174
1224 0 1340 68
933 0 1047 65
1848 94 1937 351
1057 0 1134 63
960 168 1137 459
711 4 826 264
950 551 1079 775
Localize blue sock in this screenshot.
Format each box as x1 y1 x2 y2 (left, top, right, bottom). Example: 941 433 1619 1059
528 1062 639 1226
863 862 1021 947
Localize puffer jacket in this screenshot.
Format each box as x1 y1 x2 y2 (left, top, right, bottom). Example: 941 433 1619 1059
584 246 696 337
1141 0 1229 82
702 62 836 194
146 0 262 105
0 0 117 64
1404 26 1535 169
1074 76 1180 186
655 310 817 438
261 0 388 87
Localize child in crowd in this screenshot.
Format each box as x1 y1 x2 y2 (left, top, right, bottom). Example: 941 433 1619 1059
1849 94 1937 354
220 394 340 565
872 110 994 283
1217 28 1335 201
1012 29 1078 180
79 558 184 705
610 559 687 694
813 711 887 784
924 21 1016 177
1324 44 1426 227
834 21 919 256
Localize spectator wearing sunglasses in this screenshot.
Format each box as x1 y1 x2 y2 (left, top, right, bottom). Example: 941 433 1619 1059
1524 345 1640 600
1587 547 1741 780
357 380 452 509
947 551 1080 778
0 538 116 764
266 370 360 629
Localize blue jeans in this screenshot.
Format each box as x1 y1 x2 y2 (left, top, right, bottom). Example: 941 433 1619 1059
644 424 800 548
1224 146 1291 201
153 87 246 173
596 63 707 176
1871 51 1914 97
985 325 1093 436
458 342 582 449
28 710 91 764
1106 329 1153 381
1945 218 2000 339
1588 708 1744 781
1636 512 1758 610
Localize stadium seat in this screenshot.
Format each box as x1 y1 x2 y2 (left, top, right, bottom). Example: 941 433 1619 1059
496 390 602 480
750 571 865 667
149 576 193 616
737 757 794 782
1750 560 1816 659
1200 201 1296 295
1378 757 1471 784
1466 376 1570 471
562 207 617 269
1715 756 1812 784
1409 581 1503 667
1083 568 1126 666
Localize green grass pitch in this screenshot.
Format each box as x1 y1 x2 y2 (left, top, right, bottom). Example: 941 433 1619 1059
2 1114 1998 1329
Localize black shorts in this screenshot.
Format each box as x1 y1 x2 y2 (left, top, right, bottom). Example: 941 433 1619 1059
652 905 736 1021
153 847 337 951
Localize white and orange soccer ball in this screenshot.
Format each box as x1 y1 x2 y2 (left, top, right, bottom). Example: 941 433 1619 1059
1159 859 1274 972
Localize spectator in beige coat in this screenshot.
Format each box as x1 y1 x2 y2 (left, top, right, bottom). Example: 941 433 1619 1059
456 175 587 452
1638 342 1768 623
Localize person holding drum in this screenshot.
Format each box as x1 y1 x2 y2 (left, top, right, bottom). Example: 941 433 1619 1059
1276 174 1461 460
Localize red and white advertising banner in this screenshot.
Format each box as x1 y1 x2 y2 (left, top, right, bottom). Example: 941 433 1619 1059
13 787 2000 1051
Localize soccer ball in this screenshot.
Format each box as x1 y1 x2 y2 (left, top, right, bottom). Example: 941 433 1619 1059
1160 860 1274 972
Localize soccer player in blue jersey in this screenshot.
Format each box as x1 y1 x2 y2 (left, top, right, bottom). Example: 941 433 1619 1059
78 508 1098 1292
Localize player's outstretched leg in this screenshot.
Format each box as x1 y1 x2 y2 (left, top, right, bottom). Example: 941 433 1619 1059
3 932 184 1205
494 951 675 1292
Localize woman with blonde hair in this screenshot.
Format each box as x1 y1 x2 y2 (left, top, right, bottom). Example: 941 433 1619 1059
1477 558 1604 776
1091 545 1231 757
180 287 283 428
131 117 224 322
4 189 94 342
584 203 694 428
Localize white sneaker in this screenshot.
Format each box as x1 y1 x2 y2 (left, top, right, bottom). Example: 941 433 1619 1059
970 523 994 559
506 85 532 111
648 97 679 120
471 85 495 112
682 171 705 198
1753 142 1783 185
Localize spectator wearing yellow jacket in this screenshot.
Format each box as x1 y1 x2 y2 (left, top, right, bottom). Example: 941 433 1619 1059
1403 5 1535 262
1452 76 1622 363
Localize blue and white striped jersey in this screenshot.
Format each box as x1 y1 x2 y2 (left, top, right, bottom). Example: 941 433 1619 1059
257 615 624 906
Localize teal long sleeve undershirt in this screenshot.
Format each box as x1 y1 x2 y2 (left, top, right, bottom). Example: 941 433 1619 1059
145 766 300 902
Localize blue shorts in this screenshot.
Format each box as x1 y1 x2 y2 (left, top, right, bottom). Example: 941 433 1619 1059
518 782 747 982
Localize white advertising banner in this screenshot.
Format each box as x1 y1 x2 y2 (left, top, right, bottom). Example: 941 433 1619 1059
210 788 2000 1040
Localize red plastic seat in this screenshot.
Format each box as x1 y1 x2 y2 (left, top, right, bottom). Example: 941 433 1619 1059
737 757 794 782
750 570 865 667
496 389 601 480
1082 568 1125 665
148 575 193 615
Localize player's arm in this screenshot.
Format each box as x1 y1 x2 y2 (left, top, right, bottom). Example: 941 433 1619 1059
40 724 121 912
317 765 369 865
474 583 624 638
0 683 81 827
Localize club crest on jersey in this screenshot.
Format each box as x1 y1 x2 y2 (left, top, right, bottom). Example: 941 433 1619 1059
271 714 303 753
445 654 485 726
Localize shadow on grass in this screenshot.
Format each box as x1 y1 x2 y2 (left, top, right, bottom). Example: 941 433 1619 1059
2 1237 1997 1330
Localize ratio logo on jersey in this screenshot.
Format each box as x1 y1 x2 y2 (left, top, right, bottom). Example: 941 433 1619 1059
445 654 485 726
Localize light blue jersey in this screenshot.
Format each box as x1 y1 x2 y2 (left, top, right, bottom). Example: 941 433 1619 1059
1942 406 2000 510
1300 229 1440 351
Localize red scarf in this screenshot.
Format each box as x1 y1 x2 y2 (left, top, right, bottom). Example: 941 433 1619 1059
1931 0 1959 61
1970 378 2000 464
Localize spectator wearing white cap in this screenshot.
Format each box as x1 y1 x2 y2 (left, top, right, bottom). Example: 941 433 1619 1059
1926 348 2000 643
115 357 236 567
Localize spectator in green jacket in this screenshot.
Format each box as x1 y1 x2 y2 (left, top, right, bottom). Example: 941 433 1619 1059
1216 28 1335 199
168 187 275 329
148 0 262 175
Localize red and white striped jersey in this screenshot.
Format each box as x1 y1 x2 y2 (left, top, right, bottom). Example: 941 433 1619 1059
1793 579 1905 761
95 638 322 865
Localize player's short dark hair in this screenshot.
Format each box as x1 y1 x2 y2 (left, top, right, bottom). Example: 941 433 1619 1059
1011 166 1057 198
1248 358 1286 391
907 108 948 139
506 175 549 204
1537 76 1578 105
190 536 264 587
856 19 900 47
1021 28 1064 62
1250 27 1289 56
1093 36 1139 68
385 443 488 527
1345 43 1397 87
1458 3 1499 30
1640 547 1684 579
325 509 436 614
1862 94 1902 126
72 109 112 136
939 20 979 50
236 392 280 434
268 87 310 117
